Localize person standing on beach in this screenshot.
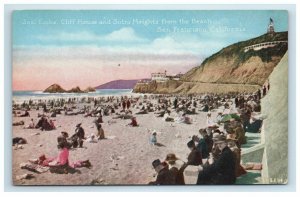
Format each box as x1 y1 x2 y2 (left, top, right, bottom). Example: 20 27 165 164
126 99 131 109
122 100 126 111
173 97 178 109
75 123 85 148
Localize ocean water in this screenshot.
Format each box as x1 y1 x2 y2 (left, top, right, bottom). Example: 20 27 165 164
13 89 133 103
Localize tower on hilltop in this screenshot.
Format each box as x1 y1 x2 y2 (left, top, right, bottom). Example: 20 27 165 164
267 18 275 35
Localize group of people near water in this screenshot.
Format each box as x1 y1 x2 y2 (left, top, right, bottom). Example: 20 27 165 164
13 86 267 183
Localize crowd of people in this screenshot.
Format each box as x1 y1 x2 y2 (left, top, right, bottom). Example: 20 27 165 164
13 84 269 183
148 87 268 185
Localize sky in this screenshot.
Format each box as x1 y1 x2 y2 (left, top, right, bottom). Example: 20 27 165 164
12 10 288 91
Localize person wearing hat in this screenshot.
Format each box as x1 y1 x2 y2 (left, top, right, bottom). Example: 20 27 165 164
165 153 185 185
194 129 209 159
215 110 223 124
186 140 202 166
227 138 247 178
127 117 138 127
232 126 245 148
148 159 176 185
96 114 103 124
57 131 69 149
197 135 236 185
95 122 105 140
75 123 85 148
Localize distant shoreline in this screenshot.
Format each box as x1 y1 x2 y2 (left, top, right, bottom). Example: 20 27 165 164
12 89 134 104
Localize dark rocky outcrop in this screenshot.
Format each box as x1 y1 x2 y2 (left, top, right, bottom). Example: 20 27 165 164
44 84 95 93
84 86 96 93
67 86 83 93
43 84 66 93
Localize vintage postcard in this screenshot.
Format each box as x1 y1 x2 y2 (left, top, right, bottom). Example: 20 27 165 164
12 10 288 185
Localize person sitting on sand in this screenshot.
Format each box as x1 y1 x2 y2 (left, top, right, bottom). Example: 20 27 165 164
13 120 25 126
86 133 98 143
206 112 217 127
182 114 192 124
24 142 92 174
163 111 174 122
12 137 27 146
200 103 209 112
18 110 30 117
24 119 35 129
35 116 54 131
150 131 157 145
57 131 69 147
135 105 148 114
155 110 166 117
95 122 105 140
112 111 133 120
127 117 138 127
49 119 56 130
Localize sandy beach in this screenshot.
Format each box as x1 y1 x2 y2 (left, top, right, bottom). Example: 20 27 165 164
12 95 217 185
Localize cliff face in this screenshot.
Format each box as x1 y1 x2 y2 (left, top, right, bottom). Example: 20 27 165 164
95 79 148 89
184 32 287 84
133 32 288 94
133 80 183 94
260 52 288 184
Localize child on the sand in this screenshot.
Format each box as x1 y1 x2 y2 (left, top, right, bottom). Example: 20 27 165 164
150 131 157 145
127 117 138 127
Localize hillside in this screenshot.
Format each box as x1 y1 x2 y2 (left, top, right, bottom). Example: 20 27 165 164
133 32 288 94
95 79 148 89
182 32 287 85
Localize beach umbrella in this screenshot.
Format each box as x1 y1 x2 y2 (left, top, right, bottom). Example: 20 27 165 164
221 114 240 122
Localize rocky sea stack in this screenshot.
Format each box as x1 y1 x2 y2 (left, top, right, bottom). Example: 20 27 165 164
67 86 83 93
84 86 96 93
43 84 66 93
43 84 96 93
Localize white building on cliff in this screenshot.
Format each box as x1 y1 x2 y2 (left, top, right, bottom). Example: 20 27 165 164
151 71 168 82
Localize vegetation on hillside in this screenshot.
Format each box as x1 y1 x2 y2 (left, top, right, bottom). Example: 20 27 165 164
201 32 288 66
